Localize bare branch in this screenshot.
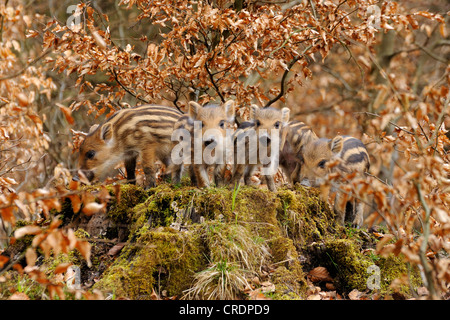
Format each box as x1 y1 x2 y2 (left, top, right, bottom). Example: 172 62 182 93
110 68 149 104
264 45 312 108
205 61 225 103
0 49 51 81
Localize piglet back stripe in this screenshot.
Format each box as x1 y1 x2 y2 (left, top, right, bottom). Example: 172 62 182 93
346 151 369 164
341 137 370 169
109 105 181 129
174 115 194 130
341 137 365 153
289 120 307 130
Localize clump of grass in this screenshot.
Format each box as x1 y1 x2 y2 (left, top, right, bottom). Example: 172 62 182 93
182 261 249 300
182 220 271 300
231 182 240 213
203 221 271 273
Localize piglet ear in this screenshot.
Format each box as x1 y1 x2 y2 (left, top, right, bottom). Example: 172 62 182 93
88 124 99 134
249 104 259 120
188 101 202 120
329 135 344 154
222 100 235 122
281 107 290 124
100 123 113 142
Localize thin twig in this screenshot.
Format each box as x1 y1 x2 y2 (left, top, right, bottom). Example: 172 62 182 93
414 181 438 299
205 61 225 103
110 68 149 104
264 45 312 108
414 41 448 65
0 49 51 81
423 93 449 150
0 0 9 42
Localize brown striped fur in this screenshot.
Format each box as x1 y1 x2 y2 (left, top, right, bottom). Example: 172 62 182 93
77 104 182 188
299 135 370 227
169 114 196 185
279 120 318 185
171 100 235 188
230 105 290 192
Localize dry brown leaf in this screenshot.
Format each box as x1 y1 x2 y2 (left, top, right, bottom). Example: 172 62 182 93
68 195 81 213
0 256 9 268
150 288 160 300
56 103 75 125
248 288 271 300
16 93 29 106
376 233 395 253
82 202 106 216
8 292 30 300
308 266 333 283
1 207 16 224
348 289 363 300
25 248 37 267
48 284 65 300
75 240 92 267
325 282 336 291
14 225 42 239
54 262 73 274
107 242 126 256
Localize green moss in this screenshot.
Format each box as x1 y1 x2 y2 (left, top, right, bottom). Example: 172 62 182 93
233 186 279 236
128 184 234 240
44 250 83 275
0 272 46 300
270 265 306 300
276 186 342 248
321 239 373 292
93 226 207 299
105 184 148 224
376 254 422 296
38 182 422 299
129 184 192 236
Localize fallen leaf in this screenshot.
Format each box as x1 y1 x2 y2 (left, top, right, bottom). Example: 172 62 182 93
54 262 72 274
8 292 30 300
107 242 126 256
0 256 9 268
150 288 160 300
348 289 363 300
14 225 42 239
68 195 82 213
25 248 37 267
75 240 92 267
248 288 271 300
308 266 333 282
325 282 336 291
82 202 106 216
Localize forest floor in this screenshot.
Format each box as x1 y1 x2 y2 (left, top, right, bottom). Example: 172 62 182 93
1 182 426 300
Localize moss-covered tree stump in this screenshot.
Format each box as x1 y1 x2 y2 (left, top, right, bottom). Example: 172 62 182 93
6 182 421 300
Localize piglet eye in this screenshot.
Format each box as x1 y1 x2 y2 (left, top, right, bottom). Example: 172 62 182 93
274 121 281 129
86 150 96 160
318 159 326 169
